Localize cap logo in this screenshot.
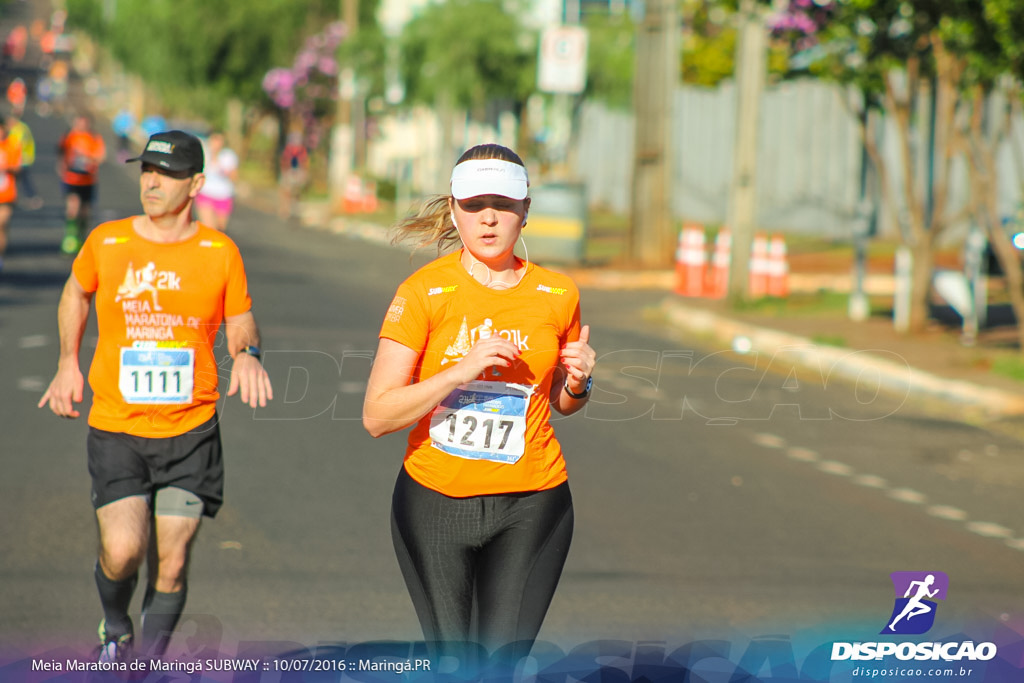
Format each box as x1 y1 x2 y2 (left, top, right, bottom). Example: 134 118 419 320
147 141 174 154
449 158 529 200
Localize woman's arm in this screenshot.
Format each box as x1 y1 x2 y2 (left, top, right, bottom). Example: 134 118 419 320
363 335 521 437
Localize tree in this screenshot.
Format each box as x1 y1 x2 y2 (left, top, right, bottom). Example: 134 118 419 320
582 12 636 110
770 0 1024 345
400 0 534 116
66 0 337 122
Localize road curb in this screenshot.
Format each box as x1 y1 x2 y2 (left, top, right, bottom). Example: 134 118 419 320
659 299 1024 418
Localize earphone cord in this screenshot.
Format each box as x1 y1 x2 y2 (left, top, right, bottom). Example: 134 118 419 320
466 235 529 290
453 214 530 290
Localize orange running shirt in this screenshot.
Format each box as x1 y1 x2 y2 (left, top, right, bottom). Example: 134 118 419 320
59 129 105 186
72 218 252 437
379 250 582 498
0 136 20 204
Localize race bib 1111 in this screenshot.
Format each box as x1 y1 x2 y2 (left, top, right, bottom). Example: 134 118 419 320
118 343 195 404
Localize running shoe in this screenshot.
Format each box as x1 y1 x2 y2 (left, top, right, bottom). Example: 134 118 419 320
96 619 133 665
60 233 81 255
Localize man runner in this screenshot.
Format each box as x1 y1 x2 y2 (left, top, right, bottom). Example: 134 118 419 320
39 130 274 662
58 113 106 254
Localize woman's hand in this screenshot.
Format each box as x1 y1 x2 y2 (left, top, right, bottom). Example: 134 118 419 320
454 335 521 384
560 324 595 393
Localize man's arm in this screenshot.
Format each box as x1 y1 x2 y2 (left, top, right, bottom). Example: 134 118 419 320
224 310 273 408
38 275 93 417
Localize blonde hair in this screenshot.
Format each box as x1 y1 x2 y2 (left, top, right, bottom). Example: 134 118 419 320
391 144 527 254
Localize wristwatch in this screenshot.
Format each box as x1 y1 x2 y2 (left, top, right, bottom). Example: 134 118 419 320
564 375 592 399
238 345 261 360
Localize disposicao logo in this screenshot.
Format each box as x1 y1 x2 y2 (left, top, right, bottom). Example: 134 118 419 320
830 570 998 663
882 570 948 635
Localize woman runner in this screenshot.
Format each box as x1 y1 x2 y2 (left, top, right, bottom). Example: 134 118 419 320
363 143 595 668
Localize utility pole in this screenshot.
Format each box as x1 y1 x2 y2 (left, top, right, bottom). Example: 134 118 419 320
726 0 767 300
629 0 678 267
329 0 359 210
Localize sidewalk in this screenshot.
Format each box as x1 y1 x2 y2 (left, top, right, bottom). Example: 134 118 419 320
309 209 1024 429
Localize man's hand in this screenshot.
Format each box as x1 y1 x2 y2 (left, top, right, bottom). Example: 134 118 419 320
227 352 273 408
38 363 85 418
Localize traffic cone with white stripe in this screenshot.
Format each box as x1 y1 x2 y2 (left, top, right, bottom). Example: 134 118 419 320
674 223 707 297
748 232 769 298
767 233 789 298
704 226 732 299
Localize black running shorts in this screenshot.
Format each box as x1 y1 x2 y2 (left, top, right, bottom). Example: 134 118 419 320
62 182 96 204
87 415 224 517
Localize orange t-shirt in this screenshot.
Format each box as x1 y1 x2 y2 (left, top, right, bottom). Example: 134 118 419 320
60 129 105 186
379 251 581 498
0 137 21 204
72 218 252 437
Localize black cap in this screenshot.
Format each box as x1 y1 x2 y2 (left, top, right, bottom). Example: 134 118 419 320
126 130 204 174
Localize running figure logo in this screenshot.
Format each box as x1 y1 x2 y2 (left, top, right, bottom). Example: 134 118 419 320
881 571 949 635
115 262 163 311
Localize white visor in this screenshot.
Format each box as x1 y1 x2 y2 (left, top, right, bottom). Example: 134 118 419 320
450 159 529 200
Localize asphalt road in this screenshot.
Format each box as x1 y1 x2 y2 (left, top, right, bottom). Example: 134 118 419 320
1 22 1023 683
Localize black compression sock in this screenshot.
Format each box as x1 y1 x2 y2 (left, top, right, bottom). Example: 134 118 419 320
141 584 187 657
94 563 136 639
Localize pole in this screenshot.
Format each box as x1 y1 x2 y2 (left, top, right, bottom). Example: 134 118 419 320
629 0 678 267
329 0 359 211
726 0 767 300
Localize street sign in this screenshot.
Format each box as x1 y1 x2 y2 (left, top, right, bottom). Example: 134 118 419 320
537 26 588 95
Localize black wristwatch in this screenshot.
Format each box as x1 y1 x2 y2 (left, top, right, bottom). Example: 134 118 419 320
238 345 261 360
564 376 592 399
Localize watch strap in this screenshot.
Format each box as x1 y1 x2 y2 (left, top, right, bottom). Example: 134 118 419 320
564 375 592 399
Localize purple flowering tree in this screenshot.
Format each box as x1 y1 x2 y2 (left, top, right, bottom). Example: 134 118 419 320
262 22 347 168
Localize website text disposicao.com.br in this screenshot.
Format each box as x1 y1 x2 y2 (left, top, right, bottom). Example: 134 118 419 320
838 640 997 679
851 665 977 678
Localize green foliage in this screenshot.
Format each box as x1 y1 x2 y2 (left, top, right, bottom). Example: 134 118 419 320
684 29 738 87
66 0 338 122
984 0 1024 80
582 13 635 109
991 355 1024 384
783 0 1011 96
399 0 535 115
681 2 791 88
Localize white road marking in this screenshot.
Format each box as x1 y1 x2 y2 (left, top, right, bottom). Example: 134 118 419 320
764 437 1018 548
786 447 819 462
18 376 46 392
854 474 888 489
635 387 662 402
927 505 968 521
338 381 366 394
752 433 786 449
965 522 1014 539
888 488 927 505
18 334 49 349
818 461 854 476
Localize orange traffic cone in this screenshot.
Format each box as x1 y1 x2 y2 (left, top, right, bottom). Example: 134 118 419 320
767 233 789 298
674 223 707 297
704 227 731 299
341 175 363 213
749 232 769 298
361 180 379 213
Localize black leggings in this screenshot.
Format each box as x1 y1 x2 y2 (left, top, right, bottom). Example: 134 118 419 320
391 467 573 661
